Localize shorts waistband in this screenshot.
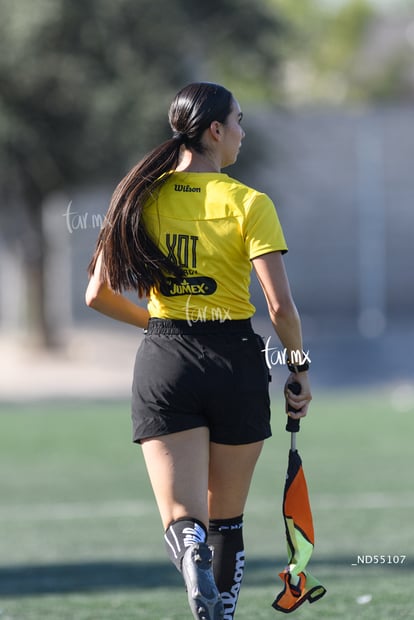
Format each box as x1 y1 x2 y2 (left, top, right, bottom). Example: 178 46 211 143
146 318 254 335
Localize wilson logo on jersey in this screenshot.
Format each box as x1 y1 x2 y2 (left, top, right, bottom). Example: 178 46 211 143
160 277 217 297
174 184 201 193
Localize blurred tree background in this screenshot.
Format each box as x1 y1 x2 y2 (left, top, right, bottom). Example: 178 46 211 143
270 0 414 103
0 0 286 346
0 0 412 346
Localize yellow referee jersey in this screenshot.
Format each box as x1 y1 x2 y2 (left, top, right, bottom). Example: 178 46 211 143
143 171 287 321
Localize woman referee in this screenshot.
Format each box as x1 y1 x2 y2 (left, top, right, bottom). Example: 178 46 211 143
86 82 311 620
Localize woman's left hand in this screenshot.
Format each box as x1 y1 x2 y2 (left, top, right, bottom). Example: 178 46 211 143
284 373 312 419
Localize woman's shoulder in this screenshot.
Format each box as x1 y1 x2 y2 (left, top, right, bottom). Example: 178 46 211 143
224 174 268 195
154 171 274 218
221 175 274 212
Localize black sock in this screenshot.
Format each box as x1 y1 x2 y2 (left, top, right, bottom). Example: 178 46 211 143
208 515 244 620
164 517 208 572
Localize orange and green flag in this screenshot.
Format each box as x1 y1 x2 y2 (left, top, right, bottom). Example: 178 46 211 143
272 386 327 613
272 448 326 612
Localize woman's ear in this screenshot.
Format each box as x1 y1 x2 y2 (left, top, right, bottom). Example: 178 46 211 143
209 120 222 142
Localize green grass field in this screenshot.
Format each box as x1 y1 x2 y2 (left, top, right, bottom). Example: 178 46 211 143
0 387 413 619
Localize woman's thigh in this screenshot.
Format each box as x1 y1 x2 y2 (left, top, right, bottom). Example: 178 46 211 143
208 441 264 519
141 426 210 529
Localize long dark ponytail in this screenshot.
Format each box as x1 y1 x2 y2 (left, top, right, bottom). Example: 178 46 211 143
88 82 233 297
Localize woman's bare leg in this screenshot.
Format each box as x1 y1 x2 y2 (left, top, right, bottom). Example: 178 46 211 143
141 426 210 528
141 426 223 620
207 441 264 620
208 441 264 518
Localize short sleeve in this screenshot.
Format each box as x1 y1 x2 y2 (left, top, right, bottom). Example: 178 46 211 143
244 193 288 259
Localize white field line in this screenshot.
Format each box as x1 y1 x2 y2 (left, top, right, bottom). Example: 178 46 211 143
0 500 153 522
0 492 413 522
312 492 414 510
248 492 414 513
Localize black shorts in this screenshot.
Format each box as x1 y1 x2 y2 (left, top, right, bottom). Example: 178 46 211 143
131 318 272 445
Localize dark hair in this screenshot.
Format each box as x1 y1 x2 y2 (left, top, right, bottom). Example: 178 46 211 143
88 82 234 296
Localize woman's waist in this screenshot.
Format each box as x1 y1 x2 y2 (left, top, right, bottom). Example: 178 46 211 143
147 293 255 324
146 317 254 335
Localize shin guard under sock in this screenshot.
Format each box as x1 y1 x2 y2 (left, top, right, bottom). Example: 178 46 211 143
208 515 244 620
164 518 207 572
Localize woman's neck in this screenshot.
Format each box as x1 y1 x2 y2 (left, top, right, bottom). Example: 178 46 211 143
175 147 221 173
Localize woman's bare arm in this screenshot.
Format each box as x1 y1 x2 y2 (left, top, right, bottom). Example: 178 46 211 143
252 251 311 418
85 253 150 329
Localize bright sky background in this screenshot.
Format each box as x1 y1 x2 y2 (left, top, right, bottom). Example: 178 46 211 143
319 0 413 10
370 0 413 6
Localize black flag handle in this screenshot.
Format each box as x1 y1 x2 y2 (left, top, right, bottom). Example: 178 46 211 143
285 381 302 433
